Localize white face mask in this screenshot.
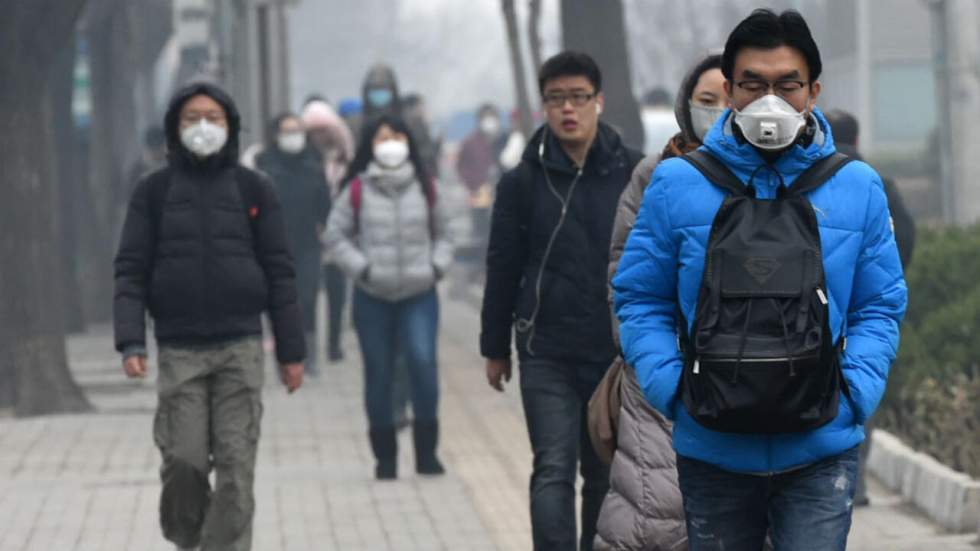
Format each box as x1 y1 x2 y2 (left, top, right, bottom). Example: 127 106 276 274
180 119 228 157
373 139 410 168
277 132 306 154
480 116 501 135
733 94 807 150
689 103 727 142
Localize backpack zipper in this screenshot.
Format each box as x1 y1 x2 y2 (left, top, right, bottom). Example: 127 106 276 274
691 354 820 373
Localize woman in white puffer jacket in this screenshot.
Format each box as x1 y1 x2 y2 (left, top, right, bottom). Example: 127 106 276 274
324 114 455 481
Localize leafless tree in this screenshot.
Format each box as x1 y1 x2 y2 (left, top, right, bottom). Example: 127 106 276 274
502 0 535 137
0 0 93 415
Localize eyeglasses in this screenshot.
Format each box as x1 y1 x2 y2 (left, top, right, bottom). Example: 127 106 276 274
180 111 227 125
542 92 596 108
734 79 808 98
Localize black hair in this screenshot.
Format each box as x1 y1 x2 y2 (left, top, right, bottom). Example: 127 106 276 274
537 50 602 95
402 93 422 110
825 109 859 146
340 113 430 188
477 103 499 119
303 93 329 107
722 9 822 83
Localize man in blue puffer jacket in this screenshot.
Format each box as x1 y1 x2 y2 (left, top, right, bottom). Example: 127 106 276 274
613 9 907 551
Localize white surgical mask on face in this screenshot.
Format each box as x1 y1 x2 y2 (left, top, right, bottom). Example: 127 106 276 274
733 94 806 150
373 139 409 168
277 132 306 154
689 102 727 142
180 119 228 157
480 116 501 135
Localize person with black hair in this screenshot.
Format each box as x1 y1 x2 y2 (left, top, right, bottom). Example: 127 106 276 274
825 108 916 510
255 112 330 377
614 10 906 551
114 82 305 551
324 114 456 480
480 50 643 551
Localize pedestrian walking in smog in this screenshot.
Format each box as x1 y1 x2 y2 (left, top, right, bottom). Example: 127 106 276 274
324 114 456 480
614 10 907 551
114 82 306 551
480 51 643 551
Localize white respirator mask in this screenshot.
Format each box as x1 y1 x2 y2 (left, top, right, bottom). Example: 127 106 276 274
180 119 228 157
733 94 806 150
373 139 410 168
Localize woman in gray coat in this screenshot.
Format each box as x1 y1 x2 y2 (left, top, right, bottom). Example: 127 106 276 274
594 53 727 551
324 114 455 480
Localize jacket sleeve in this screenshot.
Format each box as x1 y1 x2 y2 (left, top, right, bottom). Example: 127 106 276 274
113 176 155 353
253 174 306 364
316 172 331 227
323 186 369 279
841 176 908 423
608 154 660 346
479 168 525 359
431 181 457 277
612 168 684 420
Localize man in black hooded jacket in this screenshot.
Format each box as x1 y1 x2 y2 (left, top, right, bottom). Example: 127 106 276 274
114 82 304 551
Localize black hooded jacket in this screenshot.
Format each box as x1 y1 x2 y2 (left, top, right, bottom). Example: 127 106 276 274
113 82 305 363
480 122 643 364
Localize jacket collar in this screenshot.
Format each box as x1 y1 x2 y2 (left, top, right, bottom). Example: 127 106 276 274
700 106 836 194
521 121 628 177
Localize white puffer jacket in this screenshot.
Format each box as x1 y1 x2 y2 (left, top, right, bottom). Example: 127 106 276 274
324 162 455 302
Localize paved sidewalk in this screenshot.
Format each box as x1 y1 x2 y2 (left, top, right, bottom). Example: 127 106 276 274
0 294 975 550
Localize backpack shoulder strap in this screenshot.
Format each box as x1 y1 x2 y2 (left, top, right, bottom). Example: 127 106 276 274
425 177 437 238
147 171 175 236
788 152 852 196
349 177 363 235
682 149 748 197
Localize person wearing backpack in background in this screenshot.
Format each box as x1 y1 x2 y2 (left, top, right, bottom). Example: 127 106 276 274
825 108 916 509
613 9 907 551
114 82 305 551
323 114 456 480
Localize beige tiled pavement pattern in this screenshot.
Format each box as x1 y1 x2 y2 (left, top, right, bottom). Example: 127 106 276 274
0 293 975 550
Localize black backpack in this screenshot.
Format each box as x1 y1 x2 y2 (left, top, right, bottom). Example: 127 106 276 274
678 150 852 434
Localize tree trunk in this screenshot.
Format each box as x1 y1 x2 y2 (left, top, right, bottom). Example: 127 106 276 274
502 0 535 137
561 0 644 150
50 34 87 335
527 0 544 73
0 0 93 415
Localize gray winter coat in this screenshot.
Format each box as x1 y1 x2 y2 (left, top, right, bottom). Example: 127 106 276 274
594 157 687 551
595 52 725 551
324 162 455 301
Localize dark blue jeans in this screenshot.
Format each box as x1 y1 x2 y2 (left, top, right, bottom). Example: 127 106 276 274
352 288 439 430
520 359 610 551
677 445 860 551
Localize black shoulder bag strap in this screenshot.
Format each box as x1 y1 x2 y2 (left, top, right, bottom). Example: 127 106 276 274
682 149 748 197
786 152 852 196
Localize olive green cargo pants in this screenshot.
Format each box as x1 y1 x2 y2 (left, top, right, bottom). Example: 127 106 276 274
154 336 264 551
